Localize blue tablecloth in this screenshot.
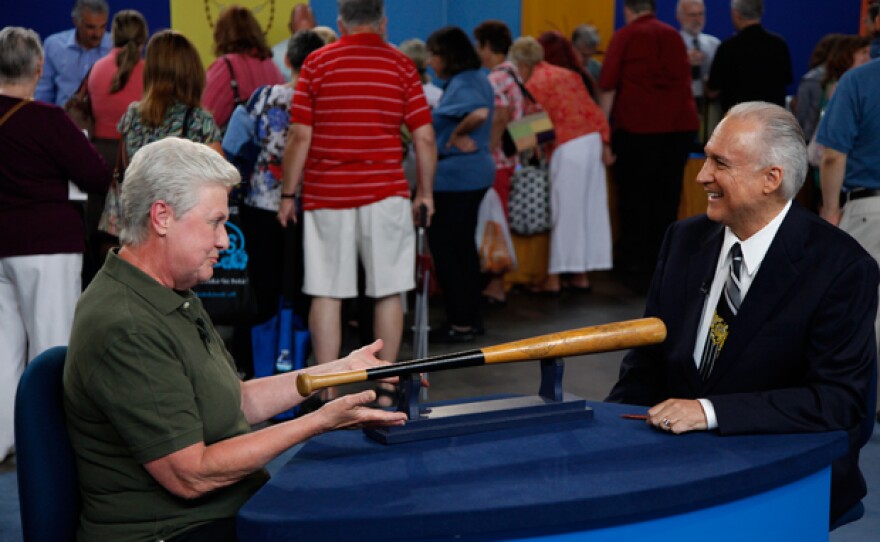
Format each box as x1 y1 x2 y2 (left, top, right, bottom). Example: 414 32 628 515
237 399 847 541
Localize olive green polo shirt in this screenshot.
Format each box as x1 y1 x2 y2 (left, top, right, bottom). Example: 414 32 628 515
64 250 268 541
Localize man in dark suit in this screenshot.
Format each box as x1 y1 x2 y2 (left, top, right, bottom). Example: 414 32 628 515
607 102 878 525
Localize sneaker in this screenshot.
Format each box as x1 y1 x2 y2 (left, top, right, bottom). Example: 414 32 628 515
429 325 475 344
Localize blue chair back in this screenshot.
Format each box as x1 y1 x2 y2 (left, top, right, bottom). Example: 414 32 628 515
14 346 79 542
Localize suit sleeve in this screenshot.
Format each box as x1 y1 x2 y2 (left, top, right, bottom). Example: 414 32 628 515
710 254 879 435
606 224 677 406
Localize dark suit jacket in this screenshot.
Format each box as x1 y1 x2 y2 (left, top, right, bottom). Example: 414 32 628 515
607 203 878 522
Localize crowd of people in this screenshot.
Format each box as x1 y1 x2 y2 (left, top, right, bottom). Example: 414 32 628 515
2 0 879 539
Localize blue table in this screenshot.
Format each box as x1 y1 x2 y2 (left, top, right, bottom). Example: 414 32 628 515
237 399 847 541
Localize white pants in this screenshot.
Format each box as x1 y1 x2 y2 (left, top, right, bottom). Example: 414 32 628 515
0 253 81 460
840 196 880 352
548 132 613 274
303 197 415 299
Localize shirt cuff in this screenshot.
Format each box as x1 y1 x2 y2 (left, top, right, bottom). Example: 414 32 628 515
697 398 718 430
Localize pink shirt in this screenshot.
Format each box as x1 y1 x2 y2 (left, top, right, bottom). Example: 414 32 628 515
87 48 144 139
203 53 285 127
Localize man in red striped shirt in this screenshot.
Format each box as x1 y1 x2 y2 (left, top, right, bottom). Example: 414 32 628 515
278 0 436 402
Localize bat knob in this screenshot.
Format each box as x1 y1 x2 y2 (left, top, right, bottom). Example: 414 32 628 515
297 374 315 396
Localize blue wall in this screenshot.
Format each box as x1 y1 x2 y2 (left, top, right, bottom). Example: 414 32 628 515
5 1 171 42
616 1 861 93
310 0 521 44
4 1 861 91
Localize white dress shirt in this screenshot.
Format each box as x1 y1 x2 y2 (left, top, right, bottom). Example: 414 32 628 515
695 201 792 428
680 30 721 98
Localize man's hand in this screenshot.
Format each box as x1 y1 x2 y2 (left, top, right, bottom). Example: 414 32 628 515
277 197 298 226
647 399 708 434
688 49 706 67
819 205 841 226
412 193 434 227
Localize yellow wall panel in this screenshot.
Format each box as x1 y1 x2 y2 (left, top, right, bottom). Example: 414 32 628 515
170 0 305 70
521 0 616 60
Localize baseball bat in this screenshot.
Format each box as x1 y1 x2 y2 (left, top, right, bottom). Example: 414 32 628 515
296 317 665 396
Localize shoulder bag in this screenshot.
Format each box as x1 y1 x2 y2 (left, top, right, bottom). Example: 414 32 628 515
63 67 95 137
96 139 128 237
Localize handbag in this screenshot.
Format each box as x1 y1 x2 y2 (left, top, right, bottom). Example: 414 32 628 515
508 157 551 236
251 299 312 420
63 68 94 137
97 139 128 237
475 188 517 273
499 67 555 157
193 202 259 325
502 112 555 157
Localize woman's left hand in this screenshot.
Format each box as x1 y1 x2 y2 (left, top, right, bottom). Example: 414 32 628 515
447 134 477 153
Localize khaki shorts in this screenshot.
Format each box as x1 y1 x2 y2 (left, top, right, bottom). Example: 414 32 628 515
303 197 415 298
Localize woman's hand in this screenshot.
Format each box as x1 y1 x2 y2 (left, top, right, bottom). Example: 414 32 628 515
447 134 477 153
314 390 408 430
602 144 616 166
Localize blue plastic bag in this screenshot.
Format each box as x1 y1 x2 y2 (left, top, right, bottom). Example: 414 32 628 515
252 300 311 420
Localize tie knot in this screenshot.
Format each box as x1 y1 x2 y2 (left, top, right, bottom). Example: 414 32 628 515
692 37 700 50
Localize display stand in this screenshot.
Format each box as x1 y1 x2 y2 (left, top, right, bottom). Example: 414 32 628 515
364 357 593 444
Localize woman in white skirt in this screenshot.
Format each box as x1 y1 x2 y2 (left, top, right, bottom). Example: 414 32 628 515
511 34 614 294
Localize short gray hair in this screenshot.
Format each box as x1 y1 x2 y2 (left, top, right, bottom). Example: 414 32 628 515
725 102 807 201
338 0 383 29
624 0 655 14
677 0 704 14
72 0 109 20
120 138 240 246
571 25 600 48
509 36 544 68
731 0 763 20
0 27 42 86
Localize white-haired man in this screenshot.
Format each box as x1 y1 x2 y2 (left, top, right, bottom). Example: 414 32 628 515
64 137 405 541
676 0 720 107
608 102 878 526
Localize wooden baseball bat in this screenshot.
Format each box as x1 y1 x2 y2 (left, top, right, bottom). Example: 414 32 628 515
296 317 666 396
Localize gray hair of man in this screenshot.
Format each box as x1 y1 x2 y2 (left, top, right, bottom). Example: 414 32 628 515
624 0 655 14
676 0 705 14
0 27 42 86
338 0 384 29
120 138 240 246
731 0 763 20
508 36 544 68
72 0 110 20
571 25 600 48
724 101 807 201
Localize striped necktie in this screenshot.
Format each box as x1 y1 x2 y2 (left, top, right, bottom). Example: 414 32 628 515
699 242 743 380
